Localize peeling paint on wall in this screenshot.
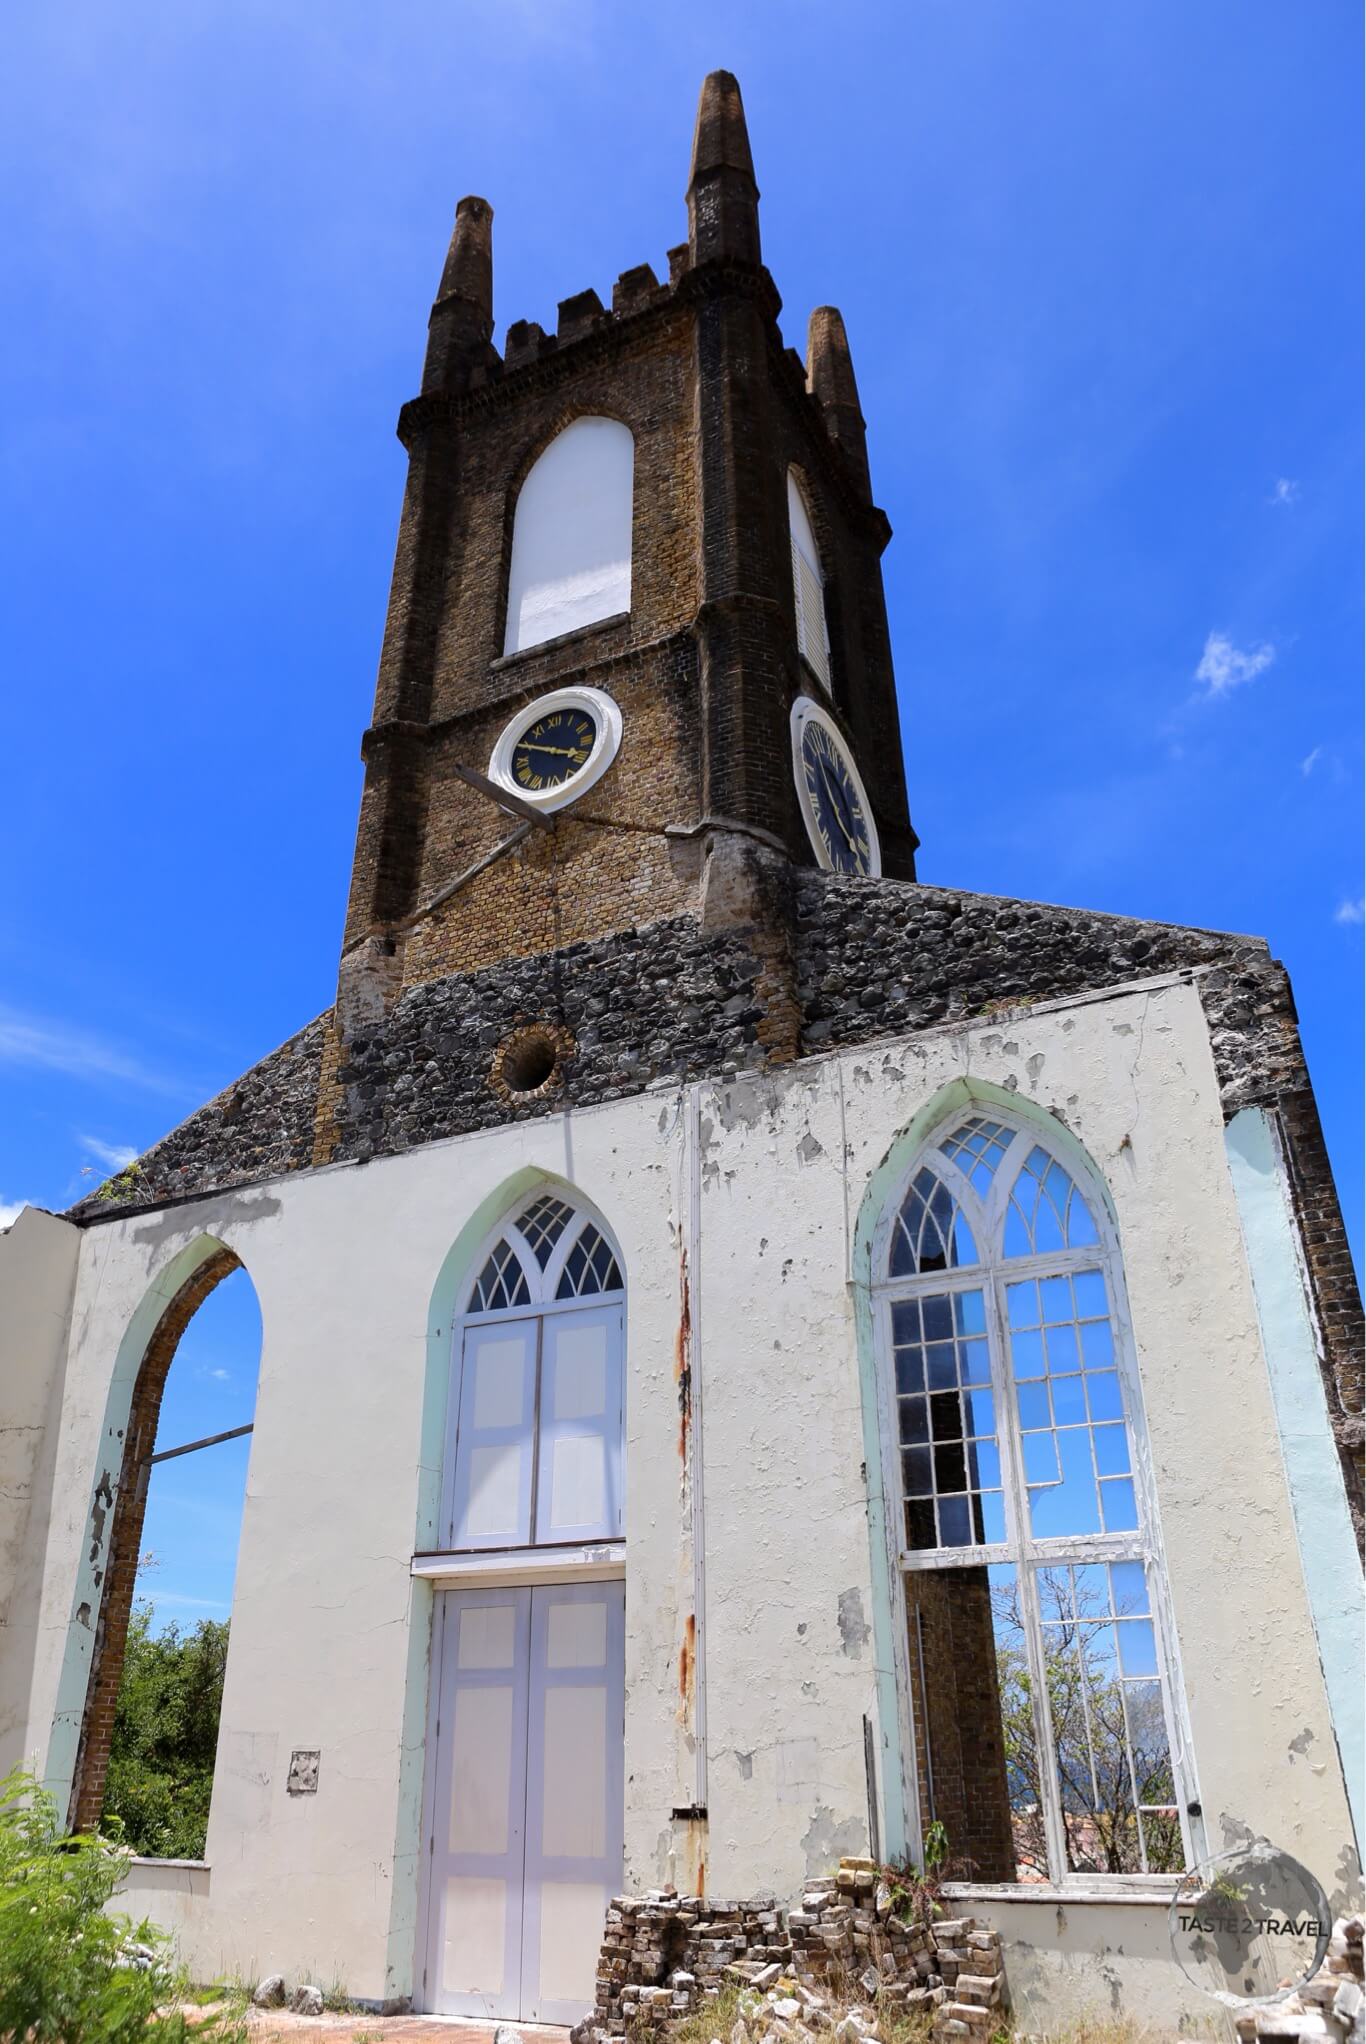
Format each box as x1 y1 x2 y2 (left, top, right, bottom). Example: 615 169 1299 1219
837 1588 869 1658
800 1803 865 1877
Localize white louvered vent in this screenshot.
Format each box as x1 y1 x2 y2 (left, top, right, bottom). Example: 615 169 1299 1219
788 471 832 691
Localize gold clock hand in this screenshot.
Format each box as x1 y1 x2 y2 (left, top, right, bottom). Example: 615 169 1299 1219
819 760 857 849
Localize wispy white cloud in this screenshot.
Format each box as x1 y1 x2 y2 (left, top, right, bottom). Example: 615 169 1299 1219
1270 477 1299 506
1194 631 1275 698
1333 898 1364 926
198 1365 232 1383
0 1199 28 1229
1300 745 1324 777
77 1132 139 1171
0 1003 183 1096
140 1590 230 1615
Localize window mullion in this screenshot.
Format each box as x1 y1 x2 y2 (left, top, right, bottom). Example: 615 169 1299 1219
1018 1545 1069 1883
528 1313 545 1546
986 1274 1030 1561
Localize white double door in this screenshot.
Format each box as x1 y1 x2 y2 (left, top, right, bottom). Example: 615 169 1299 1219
423 1580 625 2023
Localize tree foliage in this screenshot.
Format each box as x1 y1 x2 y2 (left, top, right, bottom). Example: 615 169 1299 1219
0 1767 242 2042
101 1603 228 1863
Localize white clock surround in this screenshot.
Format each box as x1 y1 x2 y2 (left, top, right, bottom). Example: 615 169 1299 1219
488 685 624 814
789 694 882 877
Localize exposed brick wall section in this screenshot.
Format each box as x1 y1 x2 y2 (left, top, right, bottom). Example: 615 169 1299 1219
904 1569 1016 1883
69 1248 241 1834
67 1017 327 1221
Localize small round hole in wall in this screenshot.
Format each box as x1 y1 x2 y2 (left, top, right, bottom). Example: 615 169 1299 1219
490 1022 574 1106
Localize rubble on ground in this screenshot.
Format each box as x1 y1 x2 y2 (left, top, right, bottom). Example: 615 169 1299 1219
572 1856 1007 2044
1233 1917 1364 2044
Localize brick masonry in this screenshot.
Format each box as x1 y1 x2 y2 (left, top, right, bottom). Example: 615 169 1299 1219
585 1860 1007 2044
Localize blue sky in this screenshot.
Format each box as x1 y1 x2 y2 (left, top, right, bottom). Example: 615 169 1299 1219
2 2 1360 1626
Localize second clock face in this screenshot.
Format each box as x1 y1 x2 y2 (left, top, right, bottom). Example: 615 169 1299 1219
791 697 881 876
511 705 598 794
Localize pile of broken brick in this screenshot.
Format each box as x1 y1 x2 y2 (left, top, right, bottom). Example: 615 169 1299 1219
1232 1916 1364 2044
574 1855 1007 2044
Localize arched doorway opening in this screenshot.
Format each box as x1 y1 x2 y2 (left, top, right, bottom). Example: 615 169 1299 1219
69 1247 262 1860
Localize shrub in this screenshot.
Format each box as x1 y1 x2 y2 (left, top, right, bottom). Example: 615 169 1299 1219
0 1767 241 2042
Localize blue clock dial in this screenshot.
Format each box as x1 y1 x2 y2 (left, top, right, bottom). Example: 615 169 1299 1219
801 719 873 874
511 706 598 793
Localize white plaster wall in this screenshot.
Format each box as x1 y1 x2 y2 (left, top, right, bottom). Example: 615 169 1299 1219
0 1206 80 1774
959 1895 1235 2037
15 972 1357 2013
503 417 634 653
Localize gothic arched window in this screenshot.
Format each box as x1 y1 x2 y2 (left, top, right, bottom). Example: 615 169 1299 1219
876 1112 1192 1884
787 469 831 691
442 1192 625 1551
504 418 634 654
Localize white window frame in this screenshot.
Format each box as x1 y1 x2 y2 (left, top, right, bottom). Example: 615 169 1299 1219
432 1196 626 1569
871 1113 1202 1893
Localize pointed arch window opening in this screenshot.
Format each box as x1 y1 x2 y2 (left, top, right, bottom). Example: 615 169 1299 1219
463 1203 625 1322
444 1194 626 1556
877 1113 1194 1886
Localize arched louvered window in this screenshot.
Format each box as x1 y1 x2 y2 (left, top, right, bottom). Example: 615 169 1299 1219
504 418 634 654
444 1192 625 1552
876 1112 1193 1885
788 470 832 691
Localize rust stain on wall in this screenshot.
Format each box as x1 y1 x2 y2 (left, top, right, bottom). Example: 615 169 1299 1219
675 1241 692 1463
678 1611 696 1711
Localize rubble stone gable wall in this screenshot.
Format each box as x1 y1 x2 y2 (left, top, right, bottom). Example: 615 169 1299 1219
67 1015 328 1222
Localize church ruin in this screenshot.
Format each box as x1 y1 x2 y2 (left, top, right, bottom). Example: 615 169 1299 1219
0 69 1360 2030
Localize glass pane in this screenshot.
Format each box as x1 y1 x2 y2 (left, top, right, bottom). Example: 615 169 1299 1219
937 1116 1015 1197
517 1194 575 1267
1006 1271 1137 1542
889 1168 978 1277
1034 1563 1185 1876
893 1288 1002 1552
1004 1146 1102 1258
1017 1382 1051 1429
470 1238 532 1313
1100 1478 1139 1532
955 1291 987 1336
556 1223 622 1299
899 1396 929 1444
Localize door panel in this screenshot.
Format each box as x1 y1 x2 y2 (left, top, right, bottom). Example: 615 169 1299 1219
535 1307 623 1543
520 1580 626 2023
448 1322 537 1548
425 1588 531 2018
424 1580 624 2023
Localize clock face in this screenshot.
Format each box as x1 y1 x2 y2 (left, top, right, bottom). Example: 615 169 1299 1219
489 685 623 814
511 705 598 794
791 698 881 876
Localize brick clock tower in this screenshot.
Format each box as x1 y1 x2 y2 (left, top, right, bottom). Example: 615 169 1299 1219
321 70 918 1153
